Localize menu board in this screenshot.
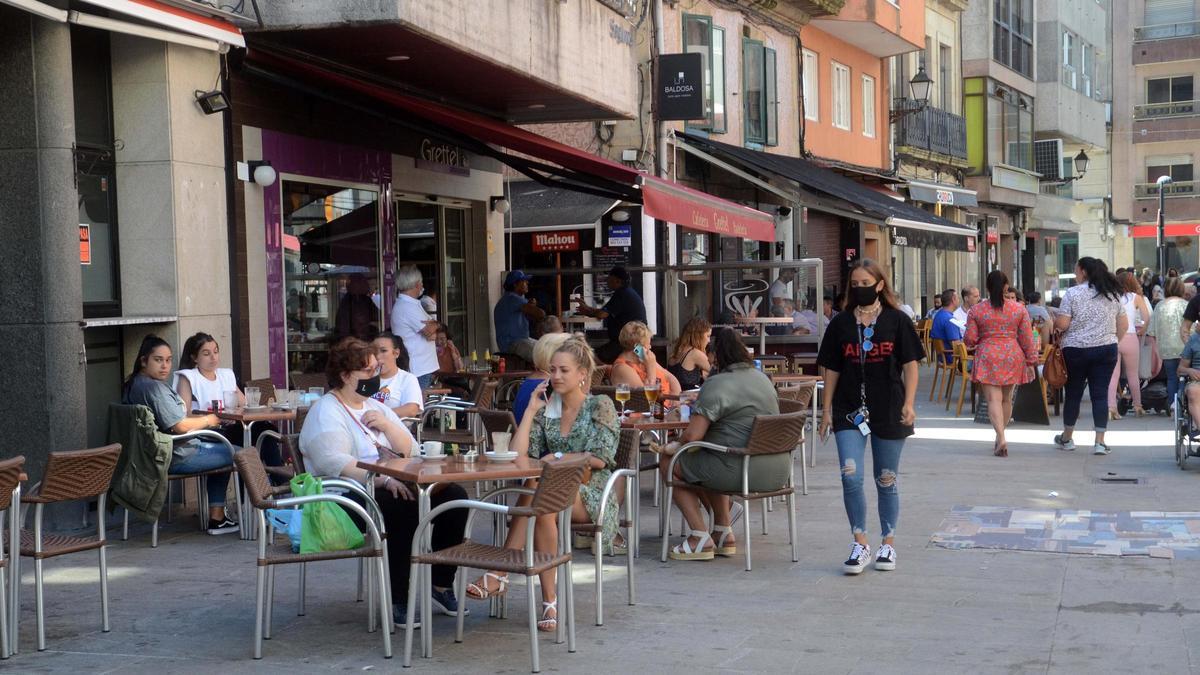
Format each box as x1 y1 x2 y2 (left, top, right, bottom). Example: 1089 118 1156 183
592 246 629 296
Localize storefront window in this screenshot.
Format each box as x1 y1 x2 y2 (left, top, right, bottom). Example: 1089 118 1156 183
282 180 380 374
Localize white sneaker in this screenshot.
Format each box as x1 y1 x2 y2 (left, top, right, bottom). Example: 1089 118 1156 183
875 544 897 571
1054 434 1076 451
1093 442 1111 455
842 543 871 575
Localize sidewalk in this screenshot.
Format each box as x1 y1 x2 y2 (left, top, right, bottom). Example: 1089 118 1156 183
10 364 1200 673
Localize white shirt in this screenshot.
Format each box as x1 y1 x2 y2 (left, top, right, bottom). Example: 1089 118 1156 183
951 306 968 331
770 278 790 300
792 309 818 333
174 368 239 412
391 293 438 377
1120 292 1139 335
298 393 414 478
372 369 423 412
898 304 916 321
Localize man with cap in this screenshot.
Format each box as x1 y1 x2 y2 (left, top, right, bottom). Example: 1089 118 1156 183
576 266 648 364
494 270 545 365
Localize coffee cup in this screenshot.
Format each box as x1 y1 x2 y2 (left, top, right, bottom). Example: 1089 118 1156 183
421 441 445 458
490 432 512 454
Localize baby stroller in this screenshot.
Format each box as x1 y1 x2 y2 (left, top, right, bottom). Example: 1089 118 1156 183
1117 363 1169 416
1175 375 1200 470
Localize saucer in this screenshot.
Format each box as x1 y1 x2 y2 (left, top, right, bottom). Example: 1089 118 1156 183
485 452 519 462
420 454 447 461
271 403 292 410
243 405 268 411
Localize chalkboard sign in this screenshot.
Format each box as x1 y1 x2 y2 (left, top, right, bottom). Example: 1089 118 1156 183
973 395 990 425
1012 378 1050 425
592 246 628 296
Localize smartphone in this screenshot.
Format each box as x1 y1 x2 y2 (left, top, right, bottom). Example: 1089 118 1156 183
633 344 645 359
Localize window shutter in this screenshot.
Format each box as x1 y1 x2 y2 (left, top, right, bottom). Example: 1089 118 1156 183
1146 0 1194 26
765 47 778 146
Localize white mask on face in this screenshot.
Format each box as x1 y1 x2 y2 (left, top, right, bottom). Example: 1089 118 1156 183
543 392 564 419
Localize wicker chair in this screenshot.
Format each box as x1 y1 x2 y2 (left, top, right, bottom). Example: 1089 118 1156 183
776 398 810 494
569 428 638 626
659 413 806 571
0 455 23 659
233 448 392 659
403 456 588 672
245 378 278 406
16 445 121 652
591 365 612 388
290 372 327 392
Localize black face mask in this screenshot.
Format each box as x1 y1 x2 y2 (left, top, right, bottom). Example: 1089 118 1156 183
355 374 381 398
849 285 880 307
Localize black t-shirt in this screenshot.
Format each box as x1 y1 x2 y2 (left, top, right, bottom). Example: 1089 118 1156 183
1184 295 1200 323
816 307 925 439
602 286 648 340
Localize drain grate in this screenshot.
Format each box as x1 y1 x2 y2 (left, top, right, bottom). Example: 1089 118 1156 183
1092 474 1147 485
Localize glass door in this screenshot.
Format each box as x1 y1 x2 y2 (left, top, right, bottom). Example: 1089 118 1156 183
394 200 474 350
441 207 470 348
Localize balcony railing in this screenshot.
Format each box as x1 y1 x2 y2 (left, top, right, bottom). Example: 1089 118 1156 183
1135 20 1200 42
893 103 967 160
1134 181 1197 198
1134 100 1199 119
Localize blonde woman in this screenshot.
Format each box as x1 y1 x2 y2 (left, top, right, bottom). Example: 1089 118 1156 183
512 331 572 423
610 321 681 398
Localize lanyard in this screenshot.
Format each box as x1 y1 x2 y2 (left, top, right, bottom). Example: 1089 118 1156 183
333 394 402 459
851 317 877 424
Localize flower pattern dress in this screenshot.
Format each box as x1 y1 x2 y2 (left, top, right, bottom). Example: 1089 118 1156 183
527 394 621 541
965 299 1038 386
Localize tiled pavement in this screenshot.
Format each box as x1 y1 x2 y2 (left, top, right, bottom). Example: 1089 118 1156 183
8 365 1200 673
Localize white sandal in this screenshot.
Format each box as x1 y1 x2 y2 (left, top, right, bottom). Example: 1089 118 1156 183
465 572 509 600
669 529 715 561
711 524 737 557
537 600 557 632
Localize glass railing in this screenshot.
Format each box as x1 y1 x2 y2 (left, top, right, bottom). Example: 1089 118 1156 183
1135 20 1200 41
1134 100 1199 119
1134 181 1197 198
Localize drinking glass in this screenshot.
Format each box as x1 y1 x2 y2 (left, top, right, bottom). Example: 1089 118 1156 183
615 383 631 416
644 379 661 418
275 388 290 407
245 386 261 407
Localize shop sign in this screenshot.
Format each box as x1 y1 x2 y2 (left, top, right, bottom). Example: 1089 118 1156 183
415 138 470 177
936 190 955 205
608 224 632 247
656 53 704 121
1129 223 1200 238
844 248 857 261
966 237 976 253
532 231 580 252
79 224 91 265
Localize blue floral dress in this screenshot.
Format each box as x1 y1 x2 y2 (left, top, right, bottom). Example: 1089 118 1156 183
527 394 620 540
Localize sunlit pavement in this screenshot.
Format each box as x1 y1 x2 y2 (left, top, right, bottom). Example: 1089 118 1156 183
11 364 1200 673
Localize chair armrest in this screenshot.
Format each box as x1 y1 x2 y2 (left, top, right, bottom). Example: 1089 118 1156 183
596 468 636 527
675 440 733 454
271 493 384 550
410 498 512 556
320 477 387 534
171 430 237 452
255 430 282 452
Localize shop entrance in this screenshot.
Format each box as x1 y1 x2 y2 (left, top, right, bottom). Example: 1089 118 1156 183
395 200 475 350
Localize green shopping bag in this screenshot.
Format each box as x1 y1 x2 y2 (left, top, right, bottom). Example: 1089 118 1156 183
289 473 366 554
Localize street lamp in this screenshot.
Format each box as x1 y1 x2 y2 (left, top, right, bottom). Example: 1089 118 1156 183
889 67 934 121
1040 149 1091 185
1157 174 1173 275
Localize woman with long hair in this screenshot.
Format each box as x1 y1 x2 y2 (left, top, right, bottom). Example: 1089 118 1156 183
964 271 1037 457
1108 271 1152 418
667 317 713 391
1148 276 1188 412
817 259 924 574
1053 257 1128 455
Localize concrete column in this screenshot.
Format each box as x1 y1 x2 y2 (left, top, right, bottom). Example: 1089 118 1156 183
0 11 87 482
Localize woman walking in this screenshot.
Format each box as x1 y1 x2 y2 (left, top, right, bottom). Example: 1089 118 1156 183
1148 276 1188 412
1054 257 1128 456
964 271 1037 457
1107 271 1152 419
817 259 923 575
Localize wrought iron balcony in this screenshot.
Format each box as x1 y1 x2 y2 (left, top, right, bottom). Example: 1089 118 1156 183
1135 20 1200 42
892 102 967 161
1134 100 1199 119
1134 181 1197 198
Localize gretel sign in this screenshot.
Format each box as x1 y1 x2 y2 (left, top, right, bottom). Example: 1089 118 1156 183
532 231 581 252
415 138 470 176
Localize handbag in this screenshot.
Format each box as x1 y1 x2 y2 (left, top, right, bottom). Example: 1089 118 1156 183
1044 345 1068 389
1139 335 1161 381
290 473 365 554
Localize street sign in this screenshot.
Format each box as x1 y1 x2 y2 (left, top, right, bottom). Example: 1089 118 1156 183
608 223 632 247
656 53 704 121
532 230 580 252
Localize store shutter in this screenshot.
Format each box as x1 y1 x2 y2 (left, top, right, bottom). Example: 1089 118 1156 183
1145 0 1194 28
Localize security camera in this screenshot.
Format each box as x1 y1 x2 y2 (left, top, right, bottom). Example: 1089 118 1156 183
776 206 792 217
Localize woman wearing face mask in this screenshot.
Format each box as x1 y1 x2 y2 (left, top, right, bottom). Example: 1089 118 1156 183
817 259 923 575
464 336 620 633
122 335 239 535
299 337 469 627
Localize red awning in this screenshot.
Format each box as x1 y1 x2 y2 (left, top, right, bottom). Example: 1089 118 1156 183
642 177 776 242
78 0 245 47
1130 224 1200 238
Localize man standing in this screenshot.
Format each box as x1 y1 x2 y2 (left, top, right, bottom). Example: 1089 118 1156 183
951 285 979 332
930 288 963 364
493 270 545 365
769 268 796 310
391 265 440 388
576 266 648 363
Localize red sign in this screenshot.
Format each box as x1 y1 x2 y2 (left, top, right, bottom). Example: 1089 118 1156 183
532 231 580 252
1129 223 1200 238
966 237 976 253
641 176 775 242
79 225 92 265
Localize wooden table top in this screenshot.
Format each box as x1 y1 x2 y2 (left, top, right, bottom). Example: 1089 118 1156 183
770 373 821 384
620 413 690 432
423 388 452 397
359 454 544 485
732 317 794 325
216 407 297 423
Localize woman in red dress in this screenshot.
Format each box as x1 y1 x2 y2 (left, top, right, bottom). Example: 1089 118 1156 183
965 270 1038 457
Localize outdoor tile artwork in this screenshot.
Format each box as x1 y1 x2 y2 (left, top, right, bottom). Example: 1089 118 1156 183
929 506 1200 559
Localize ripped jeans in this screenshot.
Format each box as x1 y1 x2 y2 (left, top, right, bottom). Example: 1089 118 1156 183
834 430 905 539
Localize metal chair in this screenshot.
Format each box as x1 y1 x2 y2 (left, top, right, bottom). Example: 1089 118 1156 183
659 412 806 571
403 456 588 673
569 428 637 626
232 448 392 659
16 445 121 652
0 455 23 659
415 380 499 451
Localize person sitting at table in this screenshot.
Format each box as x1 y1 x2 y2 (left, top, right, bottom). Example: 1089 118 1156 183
174 331 282 472
610 321 682 402
494 270 546 365
537 315 564 336
122 335 239 535
465 336 621 632
667 317 712 391
657 327 781 560
370 332 423 419
930 288 963 364
299 337 469 627
574 266 648 364
433 323 470 398
513 332 571 424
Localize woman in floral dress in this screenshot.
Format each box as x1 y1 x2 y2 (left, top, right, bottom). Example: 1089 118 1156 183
965 270 1038 457
465 335 619 632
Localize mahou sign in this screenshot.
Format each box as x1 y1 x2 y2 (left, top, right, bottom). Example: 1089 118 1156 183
532 231 581 252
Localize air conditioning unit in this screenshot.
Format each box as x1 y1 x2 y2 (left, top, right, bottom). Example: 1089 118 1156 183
1034 138 1064 181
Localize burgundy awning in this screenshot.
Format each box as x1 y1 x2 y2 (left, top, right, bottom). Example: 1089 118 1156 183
642 177 775 242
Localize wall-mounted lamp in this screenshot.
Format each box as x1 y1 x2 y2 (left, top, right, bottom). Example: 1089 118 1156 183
237 160 277 187
194 89 229 115
1041 150 1090 185
889 67 933 122
610 209 630 222
490 196 511 214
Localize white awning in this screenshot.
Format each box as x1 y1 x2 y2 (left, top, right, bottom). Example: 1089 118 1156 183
1 0 68 21
77 0 245 47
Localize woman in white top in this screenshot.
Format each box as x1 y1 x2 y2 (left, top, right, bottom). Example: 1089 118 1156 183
1053 258 1129 456
1108 272 1152 419
299 337 468 625
370 332 424 419
175 332 283 470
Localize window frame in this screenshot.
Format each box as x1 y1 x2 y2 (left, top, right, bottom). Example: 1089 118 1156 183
1062 30 1077 90
764 46 778 146
831 60 851 131
993 0 1033 77
683 14 727 133
742 37 766 144
711 26 727 133
862 74 876 138
803 48 819 121
1146 75 1194 104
